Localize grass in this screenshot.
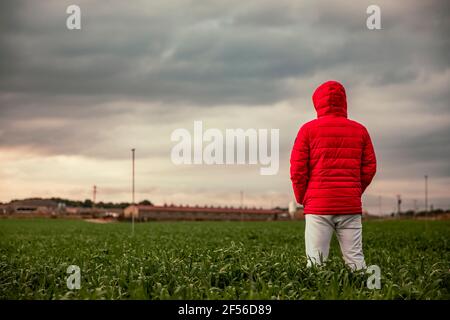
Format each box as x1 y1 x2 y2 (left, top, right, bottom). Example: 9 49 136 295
0 218 449 300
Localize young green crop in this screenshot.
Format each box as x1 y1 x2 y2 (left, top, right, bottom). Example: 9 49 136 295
0 219 449 299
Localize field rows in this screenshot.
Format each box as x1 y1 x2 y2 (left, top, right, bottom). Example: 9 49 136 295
0 219 449 299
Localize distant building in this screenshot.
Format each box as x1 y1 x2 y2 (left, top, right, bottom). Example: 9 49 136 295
123 204 286 221
291 207 305 220
65 206 122 218
288 201 305 220
6 199 60 215
65 206 92 215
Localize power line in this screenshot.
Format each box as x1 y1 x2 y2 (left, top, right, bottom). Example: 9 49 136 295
240 190 244 221
131 148 135 235
397 194 402 215
92 185 97 208
378 195 382 215
425 175 428 213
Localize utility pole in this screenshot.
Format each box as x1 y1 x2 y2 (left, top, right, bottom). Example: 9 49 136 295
378 195 382 215
93 185 97 208
131 148 135 235
240 190 244 221
424 175 428 213
413 199 418 213
397 194 402 216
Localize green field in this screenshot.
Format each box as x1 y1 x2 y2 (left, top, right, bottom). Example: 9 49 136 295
0 219 449 300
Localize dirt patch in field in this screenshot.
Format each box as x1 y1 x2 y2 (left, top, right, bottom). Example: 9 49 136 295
84 219 117 224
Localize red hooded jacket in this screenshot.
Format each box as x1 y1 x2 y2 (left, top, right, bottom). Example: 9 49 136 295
290 81 376 215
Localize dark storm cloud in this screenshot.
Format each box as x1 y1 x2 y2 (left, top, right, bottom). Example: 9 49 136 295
378 125 450 178
0 0 448 179
0 0 447 104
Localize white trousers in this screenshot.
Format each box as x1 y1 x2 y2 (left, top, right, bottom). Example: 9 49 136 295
305 214 366 271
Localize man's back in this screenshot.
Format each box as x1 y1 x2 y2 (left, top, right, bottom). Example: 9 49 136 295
290 81 376 215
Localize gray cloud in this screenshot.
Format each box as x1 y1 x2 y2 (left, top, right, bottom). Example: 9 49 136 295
1 0 448 105
0 0 448 209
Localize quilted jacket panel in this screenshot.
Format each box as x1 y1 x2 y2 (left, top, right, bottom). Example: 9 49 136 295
290 81 376 215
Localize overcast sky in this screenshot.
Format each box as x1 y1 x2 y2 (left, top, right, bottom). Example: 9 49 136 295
0 0 448 214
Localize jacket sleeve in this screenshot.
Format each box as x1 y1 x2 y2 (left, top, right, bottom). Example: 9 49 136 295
361 128 377 193
290 125 310 204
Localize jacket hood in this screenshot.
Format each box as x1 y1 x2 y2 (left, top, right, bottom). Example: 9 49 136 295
312 81 347 118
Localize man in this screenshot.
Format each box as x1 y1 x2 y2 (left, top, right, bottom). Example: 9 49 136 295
290 80 376 271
